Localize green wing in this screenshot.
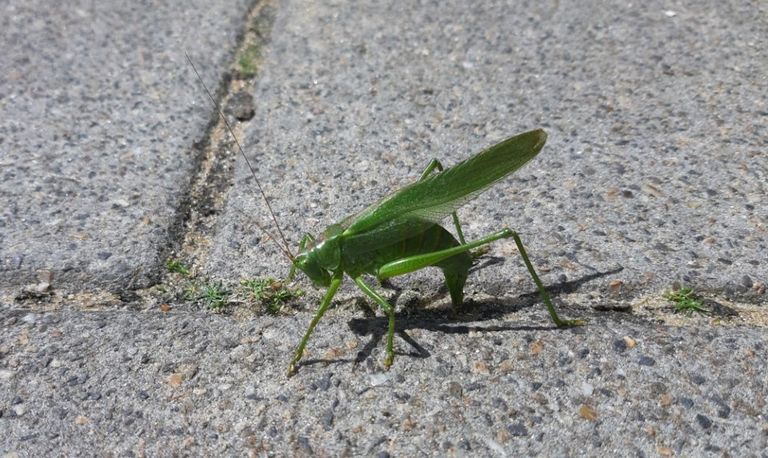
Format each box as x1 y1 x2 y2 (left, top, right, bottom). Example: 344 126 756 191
343 129 547 238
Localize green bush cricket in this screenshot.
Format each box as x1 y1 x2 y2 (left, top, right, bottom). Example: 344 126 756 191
187 55 584 377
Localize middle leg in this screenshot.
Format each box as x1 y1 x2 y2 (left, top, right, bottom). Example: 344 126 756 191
354 276 397 368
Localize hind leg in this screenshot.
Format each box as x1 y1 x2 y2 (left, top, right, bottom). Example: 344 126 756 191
510 231 584 327
376 224 475 311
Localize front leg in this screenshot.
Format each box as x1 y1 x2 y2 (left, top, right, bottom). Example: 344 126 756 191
287 270 343 377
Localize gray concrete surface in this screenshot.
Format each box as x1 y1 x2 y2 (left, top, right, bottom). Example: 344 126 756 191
2 0 767 456
210 0 766 302
0 0 253 293
1 307 766 456
0 304 768 456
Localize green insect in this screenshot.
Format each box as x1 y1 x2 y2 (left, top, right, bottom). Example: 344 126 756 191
187 56 584 377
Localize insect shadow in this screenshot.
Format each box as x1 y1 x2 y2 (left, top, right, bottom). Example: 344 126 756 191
298 265 622 369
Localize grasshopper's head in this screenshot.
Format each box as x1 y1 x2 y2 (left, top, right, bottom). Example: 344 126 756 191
291 225 343 287
292 250 331 287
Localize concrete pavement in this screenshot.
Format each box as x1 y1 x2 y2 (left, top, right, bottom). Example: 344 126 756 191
1 0 766 455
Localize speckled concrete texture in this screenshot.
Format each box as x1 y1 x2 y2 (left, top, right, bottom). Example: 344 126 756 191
2 0 767 456
0 0 254 293
208 0 766 302
1 307 766 456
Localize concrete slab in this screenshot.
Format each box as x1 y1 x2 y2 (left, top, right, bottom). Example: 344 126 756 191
1 0 766 455
208 0 767 303
1 306 766 455
0 0 254 294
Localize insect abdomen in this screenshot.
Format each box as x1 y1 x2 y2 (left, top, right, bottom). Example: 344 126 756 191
342 224 471 307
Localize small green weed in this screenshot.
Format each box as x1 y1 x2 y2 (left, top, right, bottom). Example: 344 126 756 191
663 287 709 314
201 281 230 311
236 44 261 78
166 259 190 276
183 280 200 301
241 278 304 315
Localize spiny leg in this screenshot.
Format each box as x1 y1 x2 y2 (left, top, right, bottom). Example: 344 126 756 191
353 276 397 368
378 228 514 280
374 227 583 327
510 231 584 327
420 159 466 244
287 270 343 377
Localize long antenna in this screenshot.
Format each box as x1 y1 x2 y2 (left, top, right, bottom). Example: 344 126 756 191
185 52 294 260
